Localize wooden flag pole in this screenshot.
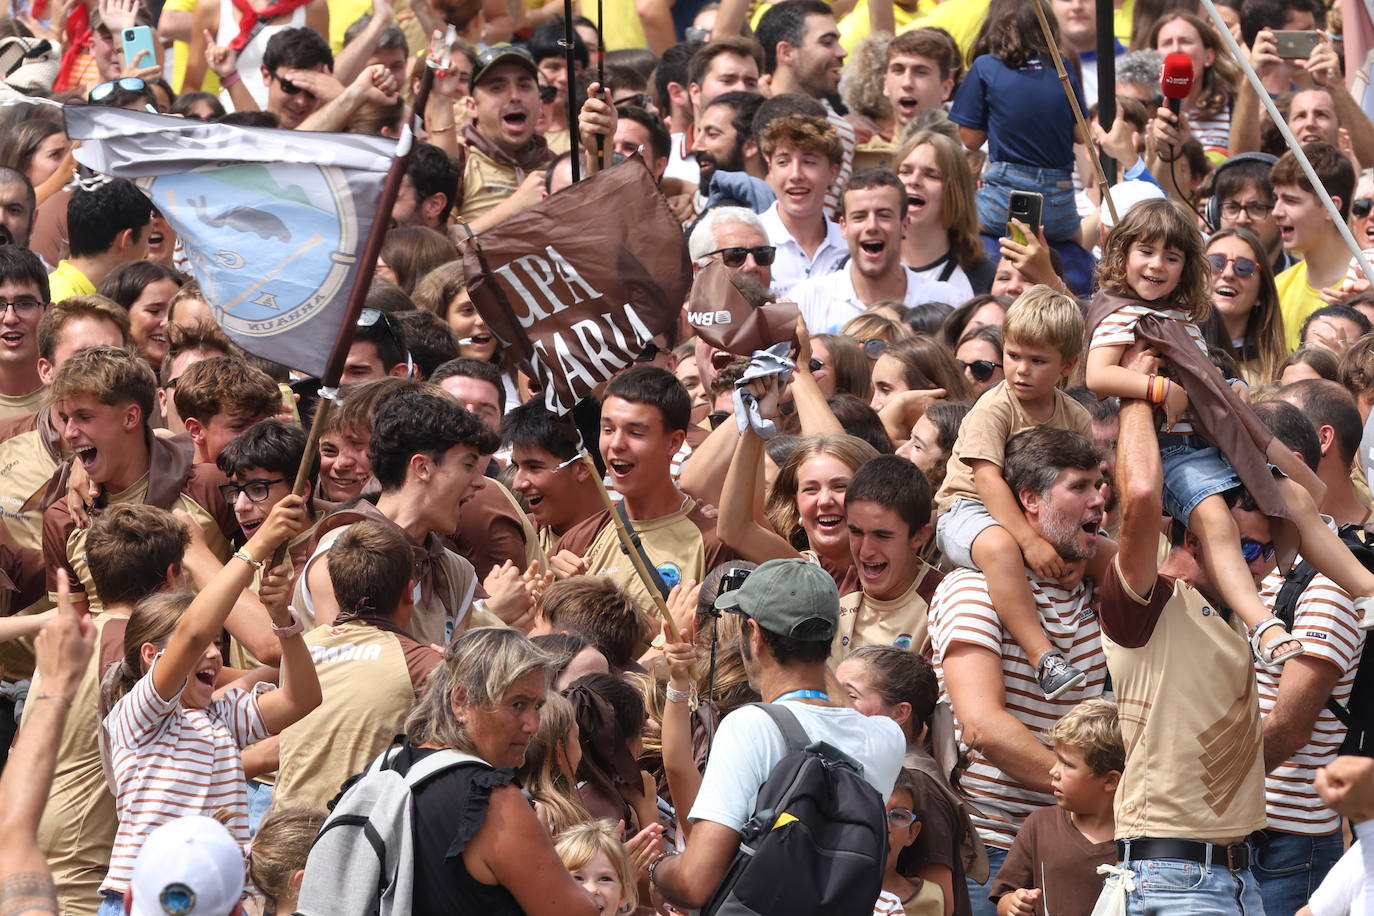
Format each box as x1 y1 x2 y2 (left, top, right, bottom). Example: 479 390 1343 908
1030 0 1117 224
580 455 677 628
269 41 444 565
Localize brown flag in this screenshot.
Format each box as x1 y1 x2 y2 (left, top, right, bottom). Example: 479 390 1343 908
686 259 800 355
458 157 693 415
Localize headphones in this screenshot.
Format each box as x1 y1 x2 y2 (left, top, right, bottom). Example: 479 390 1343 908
1205 151 1279 232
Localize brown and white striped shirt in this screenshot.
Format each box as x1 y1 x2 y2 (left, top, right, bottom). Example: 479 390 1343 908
1254 563 1364 835
100 654 271 893
929 568 1106 850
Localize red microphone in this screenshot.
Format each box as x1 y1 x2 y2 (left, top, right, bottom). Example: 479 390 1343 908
1160 53 1195 115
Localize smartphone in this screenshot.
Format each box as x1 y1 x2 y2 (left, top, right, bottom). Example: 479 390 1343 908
1006 190 1043 244
119 25 158 72
1274 30 1322 60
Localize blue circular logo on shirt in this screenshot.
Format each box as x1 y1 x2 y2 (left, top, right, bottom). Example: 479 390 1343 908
893 634 912 650
657 563 682 589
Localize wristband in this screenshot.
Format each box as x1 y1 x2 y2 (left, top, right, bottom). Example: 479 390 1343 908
32 693 71 704
665 683 692 704
233 550 265 571
647 851 675 888
272 606 305 640
430 122 455 133
220 71 242 89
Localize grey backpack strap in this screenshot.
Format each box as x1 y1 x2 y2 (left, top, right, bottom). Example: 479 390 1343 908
756 702 811 754
401 749 487 787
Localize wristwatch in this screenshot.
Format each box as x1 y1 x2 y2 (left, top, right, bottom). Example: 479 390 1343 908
272 606 305 640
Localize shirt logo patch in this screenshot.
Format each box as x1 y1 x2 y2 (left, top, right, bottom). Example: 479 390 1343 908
657 563 682 589
893 634 912 650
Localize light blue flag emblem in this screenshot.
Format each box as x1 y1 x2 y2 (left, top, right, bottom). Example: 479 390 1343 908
64 106 395 378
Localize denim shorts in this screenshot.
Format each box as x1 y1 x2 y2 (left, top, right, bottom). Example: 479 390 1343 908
976 161 1081 243
1160 436 1241 527
936 499 1000 570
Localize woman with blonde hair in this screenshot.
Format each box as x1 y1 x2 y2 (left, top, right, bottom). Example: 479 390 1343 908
893 130 995 298
841 310 914 363
517 691 595 835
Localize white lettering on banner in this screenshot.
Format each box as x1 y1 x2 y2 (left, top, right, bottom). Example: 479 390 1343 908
532 301 655 415
492 245 608 328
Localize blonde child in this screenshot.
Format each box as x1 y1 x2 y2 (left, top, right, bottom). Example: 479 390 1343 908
96 497 318 914
933 286 1098 698
249 806 325 915
1085 198 1374 662
554 820 639 916
991 698 1122 916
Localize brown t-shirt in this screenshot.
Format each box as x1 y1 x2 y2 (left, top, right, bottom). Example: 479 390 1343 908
936 383 1093 514
990 805 1116 916
903 766 973 916
449 477 545 581
1097 556 1267 842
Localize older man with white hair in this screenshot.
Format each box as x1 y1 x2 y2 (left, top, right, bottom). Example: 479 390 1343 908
688 206 776 290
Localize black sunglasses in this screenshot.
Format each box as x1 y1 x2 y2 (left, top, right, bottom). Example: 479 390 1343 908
613 92 651 109
1355 198 1374 219
635 341 666 363
960 358 1002 383
705 245 776 268
855 338 888 358
270 71 311 96
1206 253 1257 278
538 84 558 104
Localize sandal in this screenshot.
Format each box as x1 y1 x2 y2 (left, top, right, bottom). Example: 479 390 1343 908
1247 616 1304 668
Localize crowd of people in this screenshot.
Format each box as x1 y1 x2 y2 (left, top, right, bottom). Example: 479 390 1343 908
1 0 1374 913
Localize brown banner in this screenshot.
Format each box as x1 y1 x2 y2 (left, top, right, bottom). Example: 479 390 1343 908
459 157 693 415
686 258 799 355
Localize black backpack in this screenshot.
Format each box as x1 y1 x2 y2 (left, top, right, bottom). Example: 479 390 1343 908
702 703 889 916
1273 524 1374 756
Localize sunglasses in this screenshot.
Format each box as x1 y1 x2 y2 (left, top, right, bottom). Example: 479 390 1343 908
635 341 666 363
89 76 146 103
960 358 1002 382
270 71 312 97
808 357 826 373
538 84 558 104
1240 538 1277 564
1355 198 1374 219
1206 253 1258 278
855 338 888 358
613 92 651 109
705 245 776 268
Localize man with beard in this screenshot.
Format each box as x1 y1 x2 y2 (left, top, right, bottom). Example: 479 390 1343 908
0 168 35 253
455 44 556 224
1096 375 1270 914
693 91 769 211
929 426 1107 916
756 0 853 218
790 169 959 333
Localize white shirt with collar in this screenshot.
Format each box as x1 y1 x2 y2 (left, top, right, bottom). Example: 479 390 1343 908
790 263 963 334
760 202 848 295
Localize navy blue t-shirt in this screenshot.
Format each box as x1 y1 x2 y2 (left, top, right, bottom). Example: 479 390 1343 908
949 54 1085 171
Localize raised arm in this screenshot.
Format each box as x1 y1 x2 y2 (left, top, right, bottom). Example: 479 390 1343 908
1114 390 1165 596
716 376 803 564
252 565 323 734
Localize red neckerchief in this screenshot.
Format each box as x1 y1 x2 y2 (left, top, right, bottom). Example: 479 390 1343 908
53 2 91 93
228 0 312 52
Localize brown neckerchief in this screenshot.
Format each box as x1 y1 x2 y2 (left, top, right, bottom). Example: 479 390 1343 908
313 498 453 619
31 427 194 515
1085 290 1291 524
459 121 555 179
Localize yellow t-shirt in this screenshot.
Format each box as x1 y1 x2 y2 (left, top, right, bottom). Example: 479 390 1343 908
905 0 1132 54
47 260 96 303
165 0 219 94
1275 259 1325 352
838 0 929 53
584 0 647 53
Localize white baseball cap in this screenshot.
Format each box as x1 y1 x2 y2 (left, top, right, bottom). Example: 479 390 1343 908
1099 180 1167 230
129 816 246 916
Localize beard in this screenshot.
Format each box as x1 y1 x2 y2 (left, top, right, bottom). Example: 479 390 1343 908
1038 504 1100 563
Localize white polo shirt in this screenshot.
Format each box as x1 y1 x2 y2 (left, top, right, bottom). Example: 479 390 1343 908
760 202 848 295
791 263 963 334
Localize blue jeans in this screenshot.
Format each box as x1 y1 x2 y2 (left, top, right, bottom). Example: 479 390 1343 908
97 892 124 916
1252 829 1344 916
976 161 1081 243
1122 858 1267 915
246 778 275 835
967 844 1008 916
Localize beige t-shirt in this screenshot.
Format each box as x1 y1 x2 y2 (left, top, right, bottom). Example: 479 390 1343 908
34 612 127 916
832 563 942 660
936 383 1093 514
275 620 441 811
0 387 45 419
0 424 59 679
1098 556 1267 842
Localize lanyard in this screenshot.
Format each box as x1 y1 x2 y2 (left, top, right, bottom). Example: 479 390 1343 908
774 689 829 703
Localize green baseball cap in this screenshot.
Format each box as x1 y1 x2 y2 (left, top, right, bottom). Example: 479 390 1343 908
714 558 839 642
470 43 538 90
